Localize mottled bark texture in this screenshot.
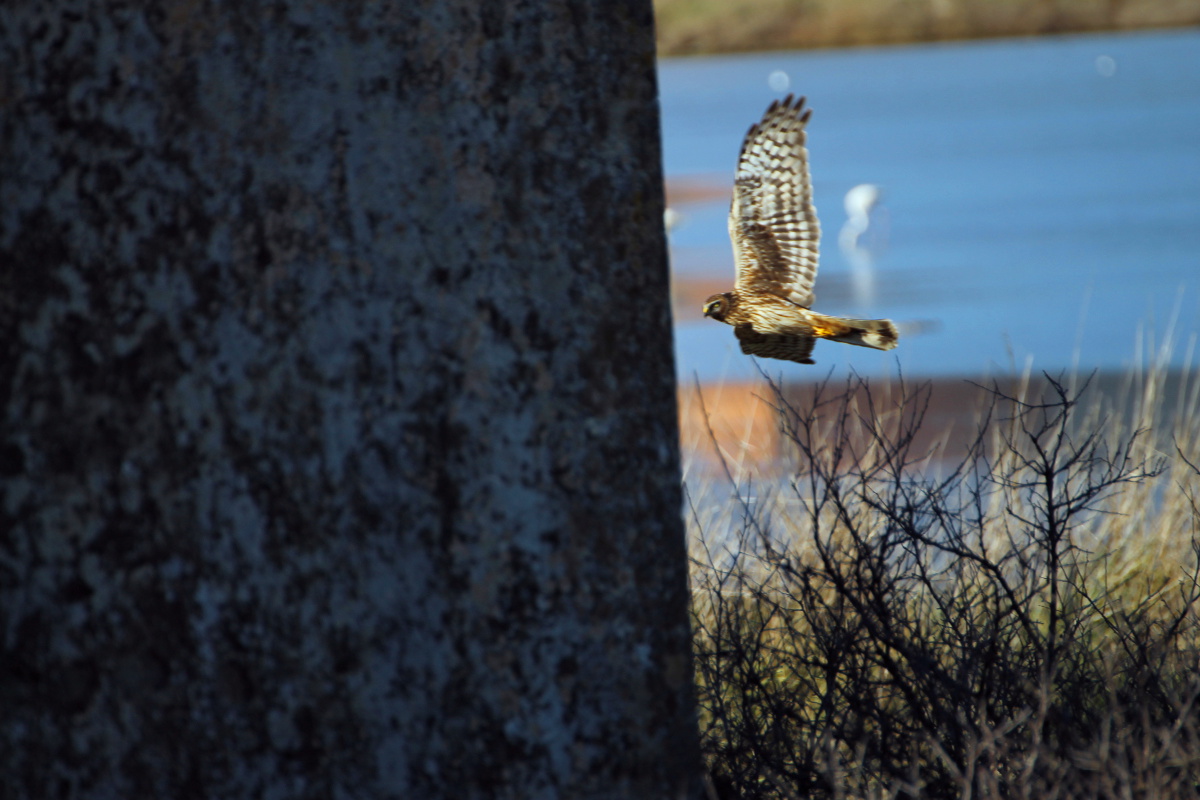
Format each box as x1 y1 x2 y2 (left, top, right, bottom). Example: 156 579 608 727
0 2 699 798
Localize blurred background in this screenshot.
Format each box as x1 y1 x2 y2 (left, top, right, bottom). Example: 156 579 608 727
654 0 1200 55
655 2 1200 457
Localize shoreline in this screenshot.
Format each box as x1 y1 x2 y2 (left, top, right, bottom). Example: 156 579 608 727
679 369 1197 473
654 0 1200 57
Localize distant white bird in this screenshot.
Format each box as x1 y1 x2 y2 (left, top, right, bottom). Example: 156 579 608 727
840 184 881 248
838 183 884 308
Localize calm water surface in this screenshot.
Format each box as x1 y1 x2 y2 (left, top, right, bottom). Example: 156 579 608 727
661 29 1200 381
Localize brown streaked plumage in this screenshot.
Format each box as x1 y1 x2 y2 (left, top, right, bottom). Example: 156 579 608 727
703 94 899 365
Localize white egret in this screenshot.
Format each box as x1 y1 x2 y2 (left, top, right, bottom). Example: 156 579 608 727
838 183 884 308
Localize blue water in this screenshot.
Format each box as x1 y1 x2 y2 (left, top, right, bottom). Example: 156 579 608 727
662 29 1200 381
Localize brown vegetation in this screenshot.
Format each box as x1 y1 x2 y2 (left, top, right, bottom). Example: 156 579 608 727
655 0 1200 56
681 368 1197 476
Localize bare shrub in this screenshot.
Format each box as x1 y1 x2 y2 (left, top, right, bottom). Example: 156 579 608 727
688 369 1200 799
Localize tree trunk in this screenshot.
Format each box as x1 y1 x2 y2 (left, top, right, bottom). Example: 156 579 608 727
0 2 700 797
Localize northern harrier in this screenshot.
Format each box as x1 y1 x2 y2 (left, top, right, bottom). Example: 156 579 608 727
703 95 898 365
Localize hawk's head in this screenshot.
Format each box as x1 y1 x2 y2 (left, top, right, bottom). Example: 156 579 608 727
703 293 734 322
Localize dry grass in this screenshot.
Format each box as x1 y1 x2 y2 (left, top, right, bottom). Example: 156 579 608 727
683 356 1200 798
655 0 1200 56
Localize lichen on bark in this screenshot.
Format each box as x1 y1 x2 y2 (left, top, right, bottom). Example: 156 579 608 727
0 1 700 797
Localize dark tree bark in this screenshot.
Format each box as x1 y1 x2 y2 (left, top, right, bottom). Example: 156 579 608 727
0 2 699 798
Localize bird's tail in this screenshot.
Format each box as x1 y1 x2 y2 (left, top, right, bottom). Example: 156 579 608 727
809 312 899 351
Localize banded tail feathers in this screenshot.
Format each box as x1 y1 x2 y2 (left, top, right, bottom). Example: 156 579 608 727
808 313 899 351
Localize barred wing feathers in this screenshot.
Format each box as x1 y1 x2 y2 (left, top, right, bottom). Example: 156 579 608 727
728 94 821 310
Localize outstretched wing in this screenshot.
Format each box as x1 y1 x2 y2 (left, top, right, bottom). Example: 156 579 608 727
734 325 817 365
729 94 821 309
